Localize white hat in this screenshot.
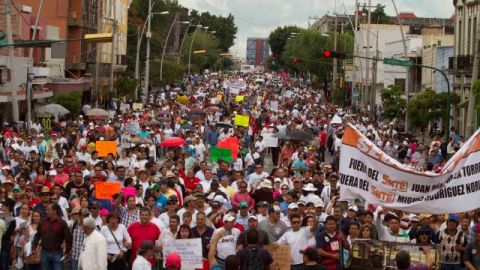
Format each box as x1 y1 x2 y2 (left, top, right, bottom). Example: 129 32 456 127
223 214 236 222
1 166 10 171
258 179 273 189
288 203 298 210
213 195 226 205
274 178 282 183
348 205 359 212
314 200 325 208
302 183 317 192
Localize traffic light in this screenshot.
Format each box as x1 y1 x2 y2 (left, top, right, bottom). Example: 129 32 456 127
322 50 346 59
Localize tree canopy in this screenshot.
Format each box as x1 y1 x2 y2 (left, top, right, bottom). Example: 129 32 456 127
189 10 237 52
380 85 406 121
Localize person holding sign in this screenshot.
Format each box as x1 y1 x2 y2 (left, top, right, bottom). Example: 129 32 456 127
316 216 349 270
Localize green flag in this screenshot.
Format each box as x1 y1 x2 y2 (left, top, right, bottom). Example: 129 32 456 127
210 147 233 163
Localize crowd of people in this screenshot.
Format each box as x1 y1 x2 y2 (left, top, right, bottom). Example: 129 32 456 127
0 71 477 270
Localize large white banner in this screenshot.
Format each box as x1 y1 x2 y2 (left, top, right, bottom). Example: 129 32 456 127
339 124 480 214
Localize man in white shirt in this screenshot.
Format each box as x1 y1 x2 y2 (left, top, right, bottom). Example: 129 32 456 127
200 169 215 193
277 214 314 268
246 164 269 189
210 214 241 265
193 138 207 162
78 217 107 270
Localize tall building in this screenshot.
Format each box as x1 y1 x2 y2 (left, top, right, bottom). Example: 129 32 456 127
449 0 479 135
246 38 269 66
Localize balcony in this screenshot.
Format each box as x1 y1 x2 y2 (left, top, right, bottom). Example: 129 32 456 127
65 55 86 70
448 55 474 74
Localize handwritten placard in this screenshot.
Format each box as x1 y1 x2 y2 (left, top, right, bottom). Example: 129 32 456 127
264 244 291 270
95 141 117 157
95 182 121 199
163 238 203 269
263 133 279 147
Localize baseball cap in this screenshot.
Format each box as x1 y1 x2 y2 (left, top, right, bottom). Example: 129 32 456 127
165 252 182 269
239 201 248 208
447 214 458 222
223 214 236 222
288 203 298 210
348 205 358 212
268 205 281 213
248 215 258 221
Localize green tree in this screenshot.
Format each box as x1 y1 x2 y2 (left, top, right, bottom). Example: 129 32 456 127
189 10 237 52
150 58 185 84
180 31 220 74
369 5 390 24
268 25 303 66
408 89 460 136
115 75 137 99
53 92 82 115
380 85 406 121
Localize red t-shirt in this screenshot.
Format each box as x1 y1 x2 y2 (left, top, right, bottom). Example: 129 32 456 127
183 176 200 193
127 222 161 265
319 131 327 146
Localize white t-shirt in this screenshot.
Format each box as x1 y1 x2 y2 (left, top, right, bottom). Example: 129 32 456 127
211 228 241 260
247 172 269 188
99 224 131 254
277 227 313 265
132 255 151 270
194 143 207 162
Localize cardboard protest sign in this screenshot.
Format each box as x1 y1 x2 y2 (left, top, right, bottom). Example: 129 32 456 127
95 182 121 199
132 103 143 111
339 124 480 213
234 114 249 127
210 147 233 163
350 240 439 270
95 141 117 157
264 244 291 270
163 239 203 269
263 133 278 147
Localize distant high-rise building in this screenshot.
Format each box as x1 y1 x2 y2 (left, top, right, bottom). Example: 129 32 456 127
246 38 269 66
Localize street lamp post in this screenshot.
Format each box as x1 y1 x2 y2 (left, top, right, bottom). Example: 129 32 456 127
188 24 203 75
143 0 169 103
160 16 189 81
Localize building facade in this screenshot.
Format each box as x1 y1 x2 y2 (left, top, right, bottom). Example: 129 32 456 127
246 38 269 66
450 0 480 135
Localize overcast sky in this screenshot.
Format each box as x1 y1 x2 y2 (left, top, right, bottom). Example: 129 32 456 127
179 0 454 58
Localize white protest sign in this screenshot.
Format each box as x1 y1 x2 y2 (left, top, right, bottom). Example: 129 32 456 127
163 238 203 268
270 100 278 111
339 124 480 214
263 133 278 147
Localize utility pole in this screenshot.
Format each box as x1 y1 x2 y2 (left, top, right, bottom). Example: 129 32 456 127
365 0 372 112
26 0 45 131
144 0 152 104
371 31 379 118
109 0 117 100
134 25 141 102
391 0 410 131
332 4 338 96
160 13 179 81
5 0 19 122
352 0 359 107
466 16 480 137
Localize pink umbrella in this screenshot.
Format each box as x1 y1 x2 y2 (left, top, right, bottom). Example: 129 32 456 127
160 137 187 147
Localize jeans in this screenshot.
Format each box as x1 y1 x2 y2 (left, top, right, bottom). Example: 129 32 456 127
41 250 64 270
291 264 303 270
440 264 463 270
71 259 78 270
0 243 11 270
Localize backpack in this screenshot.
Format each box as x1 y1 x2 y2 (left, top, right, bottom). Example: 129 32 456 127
243 247 264 270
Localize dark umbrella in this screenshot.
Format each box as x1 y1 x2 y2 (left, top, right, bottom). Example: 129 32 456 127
216 122 233 129
181 124 196 131
287 130 314 141
273 132 292 140
187 110 206 120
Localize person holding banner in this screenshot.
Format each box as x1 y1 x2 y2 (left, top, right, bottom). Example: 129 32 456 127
375 212 410 243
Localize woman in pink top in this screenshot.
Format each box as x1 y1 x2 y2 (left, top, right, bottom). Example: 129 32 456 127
231 181 254 211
